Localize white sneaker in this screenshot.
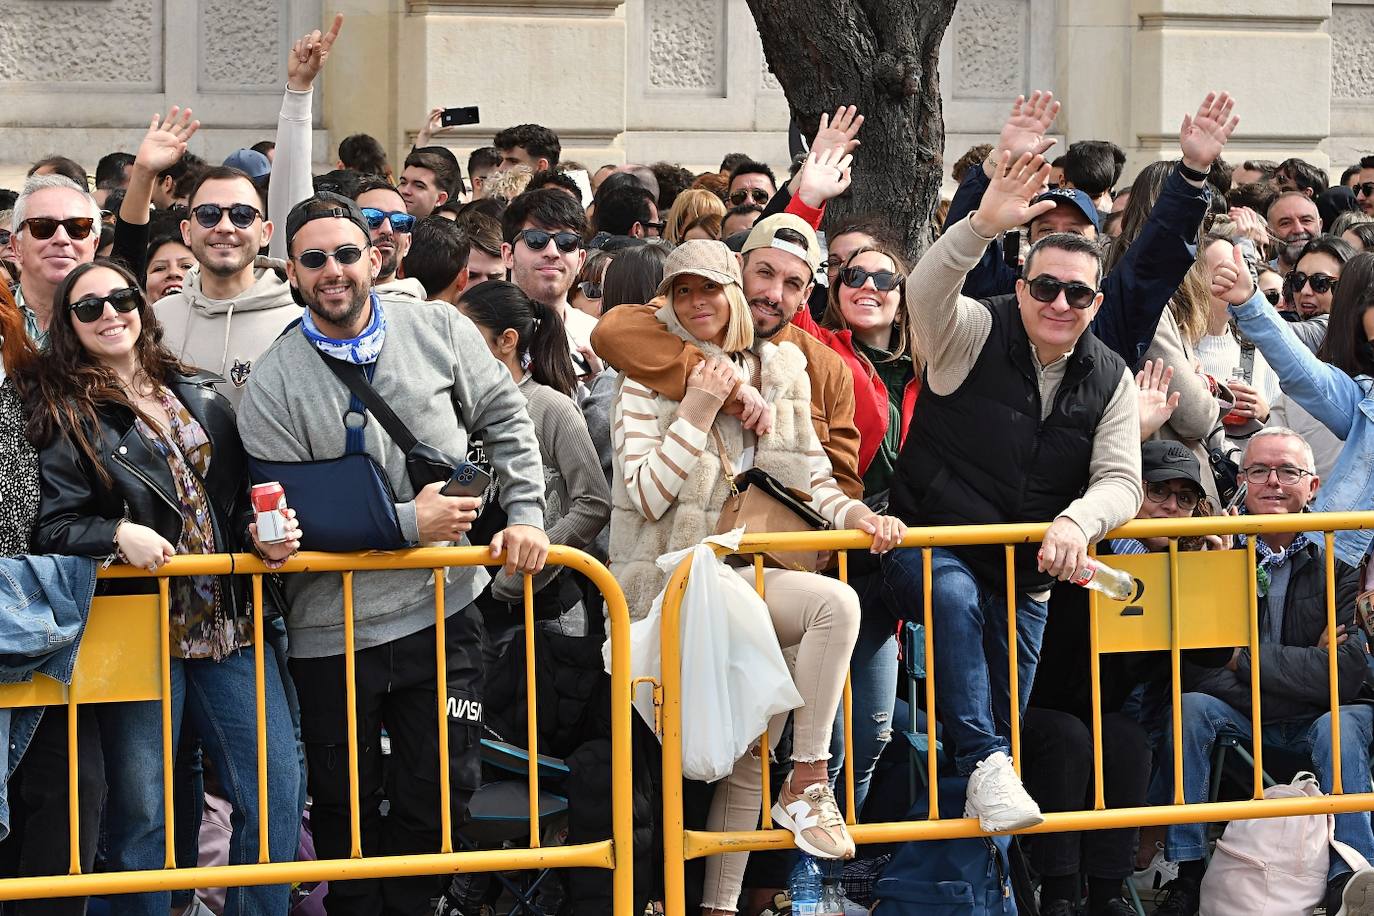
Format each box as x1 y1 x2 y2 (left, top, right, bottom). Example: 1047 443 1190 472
1341 866 1374 916
963 751 1044 832
1131 842 1178 893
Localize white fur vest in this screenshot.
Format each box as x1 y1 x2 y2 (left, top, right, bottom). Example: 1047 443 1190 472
608 336 814 620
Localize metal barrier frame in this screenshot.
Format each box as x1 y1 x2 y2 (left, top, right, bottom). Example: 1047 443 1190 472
658 511 1374 914
0 546 634 913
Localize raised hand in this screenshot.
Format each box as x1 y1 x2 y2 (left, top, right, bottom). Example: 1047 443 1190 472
134 107 199 175
971 151 1056 238
810 105 864 159
287 12 344 92
1179 91 1238 172
795 146 854 208
1211 243 1257 306
1135 358 1181 440
416 107 447 147
988 91 1060 177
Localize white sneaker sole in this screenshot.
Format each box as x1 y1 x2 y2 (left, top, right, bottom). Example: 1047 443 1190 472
1342 869 1374 916
963 800 1045 833
770 800 855 860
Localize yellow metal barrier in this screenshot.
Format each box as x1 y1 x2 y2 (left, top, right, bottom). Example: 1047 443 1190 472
657 511 1374 914
0 546 634 912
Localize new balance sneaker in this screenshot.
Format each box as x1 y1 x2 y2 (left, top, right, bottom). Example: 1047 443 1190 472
771 780 856 859
962 751 1044 832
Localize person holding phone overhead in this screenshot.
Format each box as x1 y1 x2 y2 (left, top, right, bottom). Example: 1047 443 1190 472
238 192 548 915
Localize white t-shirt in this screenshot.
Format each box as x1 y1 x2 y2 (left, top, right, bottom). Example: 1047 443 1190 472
1197 331 1281 403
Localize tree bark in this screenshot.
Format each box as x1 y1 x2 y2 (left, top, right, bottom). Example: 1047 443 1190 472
745 0 959 264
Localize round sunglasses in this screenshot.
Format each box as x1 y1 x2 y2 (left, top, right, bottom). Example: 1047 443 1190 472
69 286 143 323
293 244 368 270
360 208 416 234
191 203 263 230
840 266 902 291
1025 275 1098 309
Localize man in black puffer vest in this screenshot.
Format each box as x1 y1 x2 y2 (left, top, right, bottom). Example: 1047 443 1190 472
882 151 1143 834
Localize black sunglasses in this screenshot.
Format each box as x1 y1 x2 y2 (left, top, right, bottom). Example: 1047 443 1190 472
578 281 603 300
1026 275 1098 309
642 220 666 235
1285 270 1338 296
517 228 581 254
728 188 771 206
70 286 142 323
360 208 416 234
840 266 902 292
1262 288 1282 305
21 217 95 241
1355 182 1374 199
191 203 262 230
0 229 10 248
294 244 367 270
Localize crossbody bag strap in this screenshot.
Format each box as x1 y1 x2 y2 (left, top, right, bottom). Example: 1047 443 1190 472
309 344 420 454
708 426 740 496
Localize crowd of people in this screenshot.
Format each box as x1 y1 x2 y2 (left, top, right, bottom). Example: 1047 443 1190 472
6 12 1374 916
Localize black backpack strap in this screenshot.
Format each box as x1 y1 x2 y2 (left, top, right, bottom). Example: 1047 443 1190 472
309 344 420 454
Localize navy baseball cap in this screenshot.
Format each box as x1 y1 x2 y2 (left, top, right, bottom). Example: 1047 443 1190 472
1031 187 1102 233
223 148 272 182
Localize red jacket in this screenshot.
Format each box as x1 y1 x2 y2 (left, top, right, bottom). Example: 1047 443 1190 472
790 307 918 474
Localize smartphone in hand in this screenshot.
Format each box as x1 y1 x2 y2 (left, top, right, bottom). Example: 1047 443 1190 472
441 462 492 498
440 106 480 128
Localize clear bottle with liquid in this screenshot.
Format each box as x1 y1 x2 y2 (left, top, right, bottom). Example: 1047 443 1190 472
1068 557 1136 601
817 862 846 915
789 853 822 916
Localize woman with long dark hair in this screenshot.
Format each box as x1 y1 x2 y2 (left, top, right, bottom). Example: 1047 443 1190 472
24 258 301 916
1216 248 1374 569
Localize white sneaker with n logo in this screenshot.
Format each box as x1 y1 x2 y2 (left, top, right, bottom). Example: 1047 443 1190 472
771 781 855 860
964 751 1044 833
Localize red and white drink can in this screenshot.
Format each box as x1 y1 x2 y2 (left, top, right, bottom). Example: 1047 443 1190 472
250 482 289 544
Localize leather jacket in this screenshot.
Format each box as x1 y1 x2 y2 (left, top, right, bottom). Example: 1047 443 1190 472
32 371 255 618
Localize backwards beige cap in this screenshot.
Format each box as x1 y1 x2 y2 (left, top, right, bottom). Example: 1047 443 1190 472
655 239 744 297
740 213 822 273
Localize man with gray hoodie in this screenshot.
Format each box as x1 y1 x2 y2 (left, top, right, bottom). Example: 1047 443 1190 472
238 191 548 915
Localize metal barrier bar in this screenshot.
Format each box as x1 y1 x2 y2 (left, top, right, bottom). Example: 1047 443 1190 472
251 574 269 862
838 550 856 826
753 555 772 832
1326 531 1344 795
524 571 541 849
1169 538 1184 805
922 547 938 821
1087 549 1104 811
5 547 634 912
1246 537 1264 799
1004 545 1020 776
434 570 453 854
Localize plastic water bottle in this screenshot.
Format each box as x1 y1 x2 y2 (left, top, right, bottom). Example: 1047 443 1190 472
789 853 823 916
1069 557 1137 601
818 860 846 915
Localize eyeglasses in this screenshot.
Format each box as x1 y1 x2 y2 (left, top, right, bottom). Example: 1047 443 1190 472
294 244 367 270
1026 275 1099 309
642 220 666 235
69 286 142 323
728 188 771 206
360 208 416 234
1355 183 1374 199
840 266 903 291
191 203 262 230
1240 464 1312 485
1284 270 1338 296
20 217 96 241
517 228 581 254
578 281 603 300
1262 288 1281 305
1144 480 1201 511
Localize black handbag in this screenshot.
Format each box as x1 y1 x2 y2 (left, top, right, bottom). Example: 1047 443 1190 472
314 350 461 492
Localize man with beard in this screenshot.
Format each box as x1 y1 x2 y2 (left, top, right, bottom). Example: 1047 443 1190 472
1266 191 1328 352
152 166 298 406
8 174 100 348
353 175 425 299
238 191 547 916
591 210 864 497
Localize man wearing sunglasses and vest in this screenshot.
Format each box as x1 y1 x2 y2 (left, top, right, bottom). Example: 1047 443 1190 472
8 174 101 349
881 150 1143 833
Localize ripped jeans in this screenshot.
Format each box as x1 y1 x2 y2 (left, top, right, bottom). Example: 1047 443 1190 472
701 567 860 912
827 570 898 818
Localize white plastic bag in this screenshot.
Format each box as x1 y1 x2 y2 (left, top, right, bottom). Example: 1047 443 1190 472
607 529 803 782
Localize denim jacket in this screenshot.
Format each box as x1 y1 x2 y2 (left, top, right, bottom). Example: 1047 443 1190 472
0 554 97 840
1230 286 1374 568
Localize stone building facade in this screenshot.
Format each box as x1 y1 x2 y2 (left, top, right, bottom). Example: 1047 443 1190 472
0 0 1366 191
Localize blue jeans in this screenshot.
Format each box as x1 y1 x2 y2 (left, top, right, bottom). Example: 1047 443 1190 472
96 648 302 916
881 547 1050 775
1156 692 1374 877
828 570 898 817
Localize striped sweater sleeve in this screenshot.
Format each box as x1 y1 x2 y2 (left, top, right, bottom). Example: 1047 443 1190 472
612 380 722 521
803 424 872 531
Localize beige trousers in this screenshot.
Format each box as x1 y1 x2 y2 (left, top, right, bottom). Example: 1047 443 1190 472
700 568 860 912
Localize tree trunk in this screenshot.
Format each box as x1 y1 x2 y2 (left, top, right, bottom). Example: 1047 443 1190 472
745 0 959 264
